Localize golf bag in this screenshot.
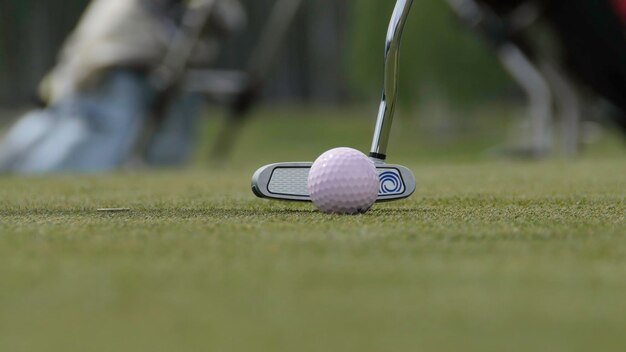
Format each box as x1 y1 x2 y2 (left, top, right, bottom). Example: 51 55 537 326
0 0 245 173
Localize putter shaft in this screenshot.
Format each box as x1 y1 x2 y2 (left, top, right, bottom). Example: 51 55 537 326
370 0 414 161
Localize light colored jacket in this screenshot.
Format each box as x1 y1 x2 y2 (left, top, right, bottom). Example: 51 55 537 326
42 0 245 104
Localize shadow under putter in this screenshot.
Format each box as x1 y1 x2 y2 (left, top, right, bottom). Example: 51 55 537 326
252 0 416 202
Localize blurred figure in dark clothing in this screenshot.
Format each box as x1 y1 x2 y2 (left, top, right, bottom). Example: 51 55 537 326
543 0 626 132
480 0 626 133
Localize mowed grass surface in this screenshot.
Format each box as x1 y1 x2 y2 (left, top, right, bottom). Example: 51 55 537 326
0 107 625 352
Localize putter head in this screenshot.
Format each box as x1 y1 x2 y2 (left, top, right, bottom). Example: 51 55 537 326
252 161 415 202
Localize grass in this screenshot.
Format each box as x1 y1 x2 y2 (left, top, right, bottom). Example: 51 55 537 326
0 106 625 352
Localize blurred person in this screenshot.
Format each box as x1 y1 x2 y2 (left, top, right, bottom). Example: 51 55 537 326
0 0 245 173
542 0 626 133
449 0 626 159
477 0 626 134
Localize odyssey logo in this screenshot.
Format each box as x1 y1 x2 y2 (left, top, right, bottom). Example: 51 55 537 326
378 169 405 195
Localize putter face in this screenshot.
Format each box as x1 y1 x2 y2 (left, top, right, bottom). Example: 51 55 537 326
252 162 416 202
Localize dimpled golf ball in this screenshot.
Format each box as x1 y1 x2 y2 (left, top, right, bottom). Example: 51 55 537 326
308 147 379 214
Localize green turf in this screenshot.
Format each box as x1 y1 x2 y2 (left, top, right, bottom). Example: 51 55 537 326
0 107 625 352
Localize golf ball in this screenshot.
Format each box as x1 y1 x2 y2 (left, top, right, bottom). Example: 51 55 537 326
308 147 379 214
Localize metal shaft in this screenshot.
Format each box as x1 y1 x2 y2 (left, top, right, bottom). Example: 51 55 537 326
370 0 414 161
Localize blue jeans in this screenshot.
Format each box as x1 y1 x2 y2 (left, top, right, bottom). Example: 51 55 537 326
8 68 201 172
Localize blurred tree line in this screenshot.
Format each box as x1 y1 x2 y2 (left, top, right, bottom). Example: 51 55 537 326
0 0 512 108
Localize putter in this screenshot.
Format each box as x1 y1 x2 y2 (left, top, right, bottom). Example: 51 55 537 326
252 0 416 202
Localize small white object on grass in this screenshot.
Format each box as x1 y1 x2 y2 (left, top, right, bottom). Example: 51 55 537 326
97 208 131 213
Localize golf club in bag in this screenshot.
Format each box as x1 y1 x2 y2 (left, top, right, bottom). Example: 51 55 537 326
207 0 305 164
135 0 218 162
142 0 305 163
252 0 416 202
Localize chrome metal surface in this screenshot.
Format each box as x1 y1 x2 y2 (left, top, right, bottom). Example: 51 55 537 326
251 162 416 202
370 0 414 159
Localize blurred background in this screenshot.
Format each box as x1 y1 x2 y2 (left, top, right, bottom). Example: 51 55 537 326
0 0 623 173
0 0 508 107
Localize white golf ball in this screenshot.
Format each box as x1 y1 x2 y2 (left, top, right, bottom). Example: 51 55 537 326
307 147 379 214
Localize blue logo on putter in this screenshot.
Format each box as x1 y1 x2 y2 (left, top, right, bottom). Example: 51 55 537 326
378 170 405 195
